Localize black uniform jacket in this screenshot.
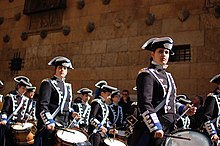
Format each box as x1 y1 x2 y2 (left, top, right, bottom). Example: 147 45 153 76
88 96 109 134
37 76 73 127
1 90 29 123
108 103 123 128
136 63 182 133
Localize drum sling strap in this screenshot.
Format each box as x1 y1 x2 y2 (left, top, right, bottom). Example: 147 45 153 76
7 97 25 123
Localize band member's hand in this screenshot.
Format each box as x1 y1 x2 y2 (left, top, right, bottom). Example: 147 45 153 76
0 120 7 125
154 130 164 138
72 112 81 120
211 134 219 142
184 104 197 116
46 123 55 130
109 129 118 135
100 126 107 134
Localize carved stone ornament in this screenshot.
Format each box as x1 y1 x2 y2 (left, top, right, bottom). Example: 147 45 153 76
86 22 95 33
3 34 10 43
145 13 155 26
76 0 85 9
14 12 21 21
20 32 28 41
0 17 4 25
40 30 47 39
102 0 111 5
178 9 190 22
63 26 71 36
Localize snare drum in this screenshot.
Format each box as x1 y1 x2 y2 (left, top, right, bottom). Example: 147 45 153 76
117 130 127 141
11 122 35 145
55 128 89 146
104 138 127 146
164 129 212 146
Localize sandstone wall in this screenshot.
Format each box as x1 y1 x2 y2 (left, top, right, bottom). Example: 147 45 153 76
0 0 220 100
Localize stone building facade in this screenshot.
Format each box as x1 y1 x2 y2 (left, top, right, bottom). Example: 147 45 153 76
0 0 220 100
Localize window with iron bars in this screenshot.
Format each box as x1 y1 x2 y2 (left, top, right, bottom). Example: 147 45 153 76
169 44 191 62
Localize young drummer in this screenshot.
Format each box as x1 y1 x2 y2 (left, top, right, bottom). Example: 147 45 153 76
71 87 93 132
0 76 32 146
88 80 118 146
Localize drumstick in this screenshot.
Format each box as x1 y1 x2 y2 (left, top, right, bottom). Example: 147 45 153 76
177 104 194 122
113 124 116 142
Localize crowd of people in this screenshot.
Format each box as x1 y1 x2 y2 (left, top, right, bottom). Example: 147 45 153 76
0 37 219 146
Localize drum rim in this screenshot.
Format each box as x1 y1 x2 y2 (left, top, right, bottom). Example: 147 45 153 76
56 127 89 144
104 137 127 146
11 122 34 130
164 129 212 146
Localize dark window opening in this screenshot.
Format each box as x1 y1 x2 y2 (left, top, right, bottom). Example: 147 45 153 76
169 44 191 62
23 0 66 15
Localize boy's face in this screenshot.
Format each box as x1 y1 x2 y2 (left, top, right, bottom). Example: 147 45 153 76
18 85 27 95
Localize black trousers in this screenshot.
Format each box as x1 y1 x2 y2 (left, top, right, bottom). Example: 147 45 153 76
89 132 105 146
131 118 174 146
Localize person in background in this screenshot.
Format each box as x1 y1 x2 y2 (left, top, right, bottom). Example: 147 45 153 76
0 76 32 146
132 37 196 146
88 80 118 146
71 87 93 132
189 95 204 130
0 80 4 111
202 74 220 143
119 89 132 122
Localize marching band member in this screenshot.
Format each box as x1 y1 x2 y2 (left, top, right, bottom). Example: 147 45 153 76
34 56 78 146
131 37 196 146
88 80 118 146
71 87 93 132
202 74 220 143
108 90 123 129
24 86 37 122
0 76 32 146
0 80 4 111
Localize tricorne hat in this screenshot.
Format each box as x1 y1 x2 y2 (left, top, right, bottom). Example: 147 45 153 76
210 74 220 84
95 80 117 93
95 80 107 88
101 85 117 93
141 37 174 55
111 90 120 99
14 76 32 87
77 88 93 97
48 56 73 69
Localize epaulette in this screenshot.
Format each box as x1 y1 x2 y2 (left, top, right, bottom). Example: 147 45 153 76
41 78 50 83
207 93 214 97
138 68 149 75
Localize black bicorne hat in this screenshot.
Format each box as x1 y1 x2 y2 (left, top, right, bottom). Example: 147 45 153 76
95 80 117 93
141 37 174 55
111 90 120 99
48 56 73 69
95 80 107 88
210 74 220 84
14 76 32 87
77 88 93 97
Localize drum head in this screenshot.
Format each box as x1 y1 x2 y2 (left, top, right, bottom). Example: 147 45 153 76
164 130 212 146
104 138 126 146
12 123 33 130
56 128 88 143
